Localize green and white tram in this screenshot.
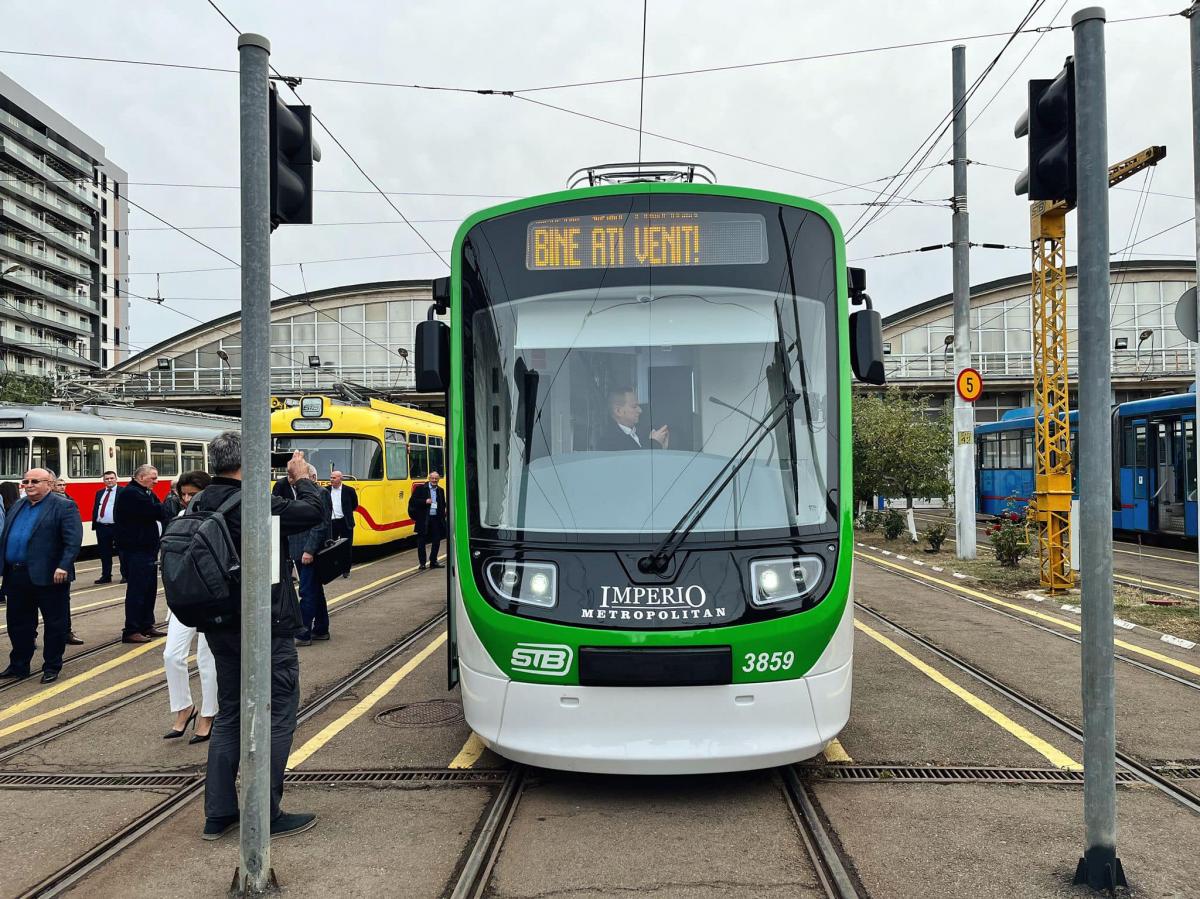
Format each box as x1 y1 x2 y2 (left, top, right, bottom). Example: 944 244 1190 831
417 164 885 773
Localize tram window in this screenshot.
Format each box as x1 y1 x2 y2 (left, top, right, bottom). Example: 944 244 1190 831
1134 424 1148 468
0 438 29 479
31 436 61 477
181 443 205 472
67 436 103 478
429 446 445 476
385 429 408 480
979 434 997 469
272 436 383 480
1188 420 1197 502
1022 431 1034 468
151 441 180 477
116 439 148 476
1001 434 1023 469
1121 423 1135 465
408 432 428 479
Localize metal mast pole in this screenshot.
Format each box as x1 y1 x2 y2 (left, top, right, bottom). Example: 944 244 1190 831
952 44 977 559
1072 8 1125 892
1189 2 1200 615
237 32 274 895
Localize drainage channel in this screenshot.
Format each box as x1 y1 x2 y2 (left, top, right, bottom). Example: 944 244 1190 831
0 769 506 791
809 765 1143 785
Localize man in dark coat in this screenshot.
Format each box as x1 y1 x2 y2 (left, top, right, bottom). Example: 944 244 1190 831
0 468 83 683
90 470 124 584
114 464 167 643
407 471 447 570
326 470 358 576
595 386 669 451
274 466 333 645
195 432 324 841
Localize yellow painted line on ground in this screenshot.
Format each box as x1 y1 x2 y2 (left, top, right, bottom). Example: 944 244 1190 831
855 619 1080 770
858 550 1200 678
1113 572 1199 598
449 732 488 769
822 738 852 763
0 639 163 721
287 631 447 769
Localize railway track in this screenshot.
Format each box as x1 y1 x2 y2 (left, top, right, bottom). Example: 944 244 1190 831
855 550 1200 693
0 559 423 763
854 602 1200 817
16 604 449 898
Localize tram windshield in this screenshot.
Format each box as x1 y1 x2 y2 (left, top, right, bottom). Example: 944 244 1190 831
460 193 839 541
272 435 383 481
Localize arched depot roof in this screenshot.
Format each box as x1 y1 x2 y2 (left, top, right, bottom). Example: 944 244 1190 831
881 258 1197 389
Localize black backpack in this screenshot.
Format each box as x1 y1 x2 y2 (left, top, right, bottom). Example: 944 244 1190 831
160 493 242 629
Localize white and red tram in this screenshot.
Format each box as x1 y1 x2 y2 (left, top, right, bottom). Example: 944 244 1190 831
0 405 236 547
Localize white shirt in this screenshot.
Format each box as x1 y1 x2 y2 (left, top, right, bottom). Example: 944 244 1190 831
330 485 344 519
96 486 117 525
429 486 439 516
618 423 641 447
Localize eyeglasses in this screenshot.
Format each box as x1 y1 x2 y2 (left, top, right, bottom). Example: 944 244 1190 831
20 478 47 485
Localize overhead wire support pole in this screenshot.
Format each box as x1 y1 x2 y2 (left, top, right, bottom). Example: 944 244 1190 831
236 31 275 896
951 44 977 560
1071 7 1126 892
1188 1 1200 619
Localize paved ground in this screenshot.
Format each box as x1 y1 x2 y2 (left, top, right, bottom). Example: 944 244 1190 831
3 544 1200 896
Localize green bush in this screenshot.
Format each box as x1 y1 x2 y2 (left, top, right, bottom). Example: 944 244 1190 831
858 510 880 532
922 522 948 552
881 508 905 541
988 503 1029 568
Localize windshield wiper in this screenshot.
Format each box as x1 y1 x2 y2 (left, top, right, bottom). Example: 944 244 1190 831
638 389 801 574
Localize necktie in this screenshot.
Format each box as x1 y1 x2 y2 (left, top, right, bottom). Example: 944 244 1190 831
99 488 111 518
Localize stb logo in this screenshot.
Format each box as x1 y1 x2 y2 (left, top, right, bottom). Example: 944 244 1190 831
510 643 573 676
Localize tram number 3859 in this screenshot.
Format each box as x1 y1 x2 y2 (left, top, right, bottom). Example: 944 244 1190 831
741 651 796 673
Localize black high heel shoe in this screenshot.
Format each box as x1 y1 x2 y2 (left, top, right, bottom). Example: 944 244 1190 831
164 708 197 740
189 716 214 745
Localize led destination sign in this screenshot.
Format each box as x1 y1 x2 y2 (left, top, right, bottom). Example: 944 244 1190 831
526 211 768 271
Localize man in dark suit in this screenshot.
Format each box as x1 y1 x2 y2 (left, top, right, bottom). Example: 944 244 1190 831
91 470 124 584
275 466 333 645
326 470 358 577
407 471 447 570
595 386 669 451
114 464 167 644
0 468 83 683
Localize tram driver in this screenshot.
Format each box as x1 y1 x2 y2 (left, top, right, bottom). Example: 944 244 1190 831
596 386 669 451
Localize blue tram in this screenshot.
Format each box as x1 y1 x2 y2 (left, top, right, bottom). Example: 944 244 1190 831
974 390 1197 539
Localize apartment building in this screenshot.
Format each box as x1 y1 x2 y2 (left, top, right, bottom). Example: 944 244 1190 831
0 71 129 380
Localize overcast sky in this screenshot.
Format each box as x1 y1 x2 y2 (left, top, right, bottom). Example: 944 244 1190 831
3 1 1195 355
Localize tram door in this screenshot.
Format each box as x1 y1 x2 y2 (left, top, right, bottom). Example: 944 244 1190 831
1147 416 1188 535
1122 418 1152 532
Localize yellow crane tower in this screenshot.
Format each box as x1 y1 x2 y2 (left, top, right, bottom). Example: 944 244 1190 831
1028 145 1166 592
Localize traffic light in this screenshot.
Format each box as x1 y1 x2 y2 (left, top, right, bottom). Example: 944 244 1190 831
269 84 320 227
1014 59 1076 205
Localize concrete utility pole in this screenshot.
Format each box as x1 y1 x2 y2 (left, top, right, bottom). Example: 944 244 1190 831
951 44 977 560
236 32 275 895
1071 8 1125 892
1189 2 1200 615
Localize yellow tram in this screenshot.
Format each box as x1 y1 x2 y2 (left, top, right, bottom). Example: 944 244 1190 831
271 396 445 548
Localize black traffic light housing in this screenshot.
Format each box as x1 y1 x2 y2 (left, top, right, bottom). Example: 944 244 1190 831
269 84 319 228
1014 59 1076 205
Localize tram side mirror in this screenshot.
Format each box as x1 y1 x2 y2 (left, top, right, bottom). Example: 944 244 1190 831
415 319 450 392
850 309 886 385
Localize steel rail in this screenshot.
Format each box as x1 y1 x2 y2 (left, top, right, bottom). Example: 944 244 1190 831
855 602 1200 817
446 764 527 899
779 766 861 898
18 604 448 898
856 552 1200 692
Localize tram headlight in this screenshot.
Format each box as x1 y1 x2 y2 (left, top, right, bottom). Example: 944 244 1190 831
485 560 558 608
749 557 824 607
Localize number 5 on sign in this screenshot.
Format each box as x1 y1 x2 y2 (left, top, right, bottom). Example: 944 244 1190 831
956 367 983 403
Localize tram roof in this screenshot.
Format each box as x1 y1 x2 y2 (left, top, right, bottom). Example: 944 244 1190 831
0 404 237 441
1118 391 1197 419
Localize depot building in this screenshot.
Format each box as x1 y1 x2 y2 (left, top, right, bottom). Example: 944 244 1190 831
881 259 1197 421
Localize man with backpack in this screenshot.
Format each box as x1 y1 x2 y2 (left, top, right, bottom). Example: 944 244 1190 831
164 431 324 842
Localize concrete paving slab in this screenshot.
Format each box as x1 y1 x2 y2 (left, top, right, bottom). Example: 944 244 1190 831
840 624 1079 768
813 780 1200 898
64 784 492 898
855 561 1200 764
488 770 825 898
0 788 171 895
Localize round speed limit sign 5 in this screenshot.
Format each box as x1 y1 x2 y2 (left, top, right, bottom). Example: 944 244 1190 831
956 367 983 403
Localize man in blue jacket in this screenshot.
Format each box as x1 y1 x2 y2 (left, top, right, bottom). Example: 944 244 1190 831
0 467 83 683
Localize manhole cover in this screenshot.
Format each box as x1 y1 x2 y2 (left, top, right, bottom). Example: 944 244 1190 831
375 700 464 728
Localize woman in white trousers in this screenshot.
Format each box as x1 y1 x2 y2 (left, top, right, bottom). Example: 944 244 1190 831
162 472 218 743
